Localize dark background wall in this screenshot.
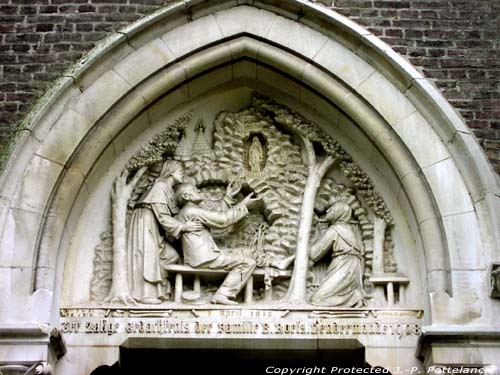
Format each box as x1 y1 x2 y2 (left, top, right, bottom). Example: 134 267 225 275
0 0 499 173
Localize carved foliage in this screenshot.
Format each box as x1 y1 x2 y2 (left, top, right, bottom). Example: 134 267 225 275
340 161 393 225
125 110 193 171
90 232 113 301
184 107 308 257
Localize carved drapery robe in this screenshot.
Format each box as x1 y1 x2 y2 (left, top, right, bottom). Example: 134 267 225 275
310 222 366 307
176 202 248 267
176 202 256 298
127 178 182 302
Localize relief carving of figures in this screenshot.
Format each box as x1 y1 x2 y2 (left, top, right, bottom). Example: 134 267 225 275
91 93 399 307
175 183 260 305
309 201 368 307
127 160 200 304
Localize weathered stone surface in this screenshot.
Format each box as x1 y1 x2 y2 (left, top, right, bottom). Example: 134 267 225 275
423 158 475 217
0 2 499 373
114 38 175 87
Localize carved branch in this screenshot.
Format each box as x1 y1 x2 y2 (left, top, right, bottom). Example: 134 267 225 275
300 135 317 168
316 155 335 178
33 362 53 375
0 362 53 375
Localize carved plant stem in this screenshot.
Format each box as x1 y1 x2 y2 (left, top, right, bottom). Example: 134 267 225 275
286 152 335 303
105 167 146 304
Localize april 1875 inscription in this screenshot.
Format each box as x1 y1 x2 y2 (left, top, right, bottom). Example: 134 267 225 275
60 308 422 345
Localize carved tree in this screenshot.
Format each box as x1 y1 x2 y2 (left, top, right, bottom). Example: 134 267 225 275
289 149 335 303
254 95 347 303
105 167 147 304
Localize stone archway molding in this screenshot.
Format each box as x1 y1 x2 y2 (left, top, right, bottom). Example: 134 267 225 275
33 35 451 295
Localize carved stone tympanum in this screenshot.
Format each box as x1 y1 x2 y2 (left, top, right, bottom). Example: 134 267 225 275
90 93 403 308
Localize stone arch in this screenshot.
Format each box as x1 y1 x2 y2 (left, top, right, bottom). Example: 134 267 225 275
0 1 498 369
40 36 450 293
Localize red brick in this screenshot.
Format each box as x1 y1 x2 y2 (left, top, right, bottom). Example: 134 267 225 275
76 23 94 32
384 29 403 38
374 1 411 9
11 44 30 53
39 5 58 14
20 6 37 15
79 4 96 13
35 24 54 32
1 6 19 15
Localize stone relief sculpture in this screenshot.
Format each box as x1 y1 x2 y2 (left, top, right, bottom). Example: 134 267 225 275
175 183 259 305
90 93 403 308
126 160 201 304
94 112 193 305
248 136 264 173
309 201 368 307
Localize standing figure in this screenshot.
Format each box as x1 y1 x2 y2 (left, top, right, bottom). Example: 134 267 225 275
309 201 367 307
127 160 200 304
175 183 260 305
248 136 263 173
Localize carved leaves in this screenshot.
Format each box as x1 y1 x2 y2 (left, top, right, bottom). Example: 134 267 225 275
125 110 192 171
90 232 113 301
340 161 393 225
252 93 392 224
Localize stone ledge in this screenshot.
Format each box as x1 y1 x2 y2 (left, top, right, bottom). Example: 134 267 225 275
0 323 51 339
0 324 66 362
121 336 364 350
416 327 500 365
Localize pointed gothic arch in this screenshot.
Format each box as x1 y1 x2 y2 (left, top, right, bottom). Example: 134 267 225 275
0 1 498 372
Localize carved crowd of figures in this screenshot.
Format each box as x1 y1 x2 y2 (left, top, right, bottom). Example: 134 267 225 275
119 159 367 307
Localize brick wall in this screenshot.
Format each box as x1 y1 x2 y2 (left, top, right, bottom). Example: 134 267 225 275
332 0 500 173
0 0 167 147
0 0 499 173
